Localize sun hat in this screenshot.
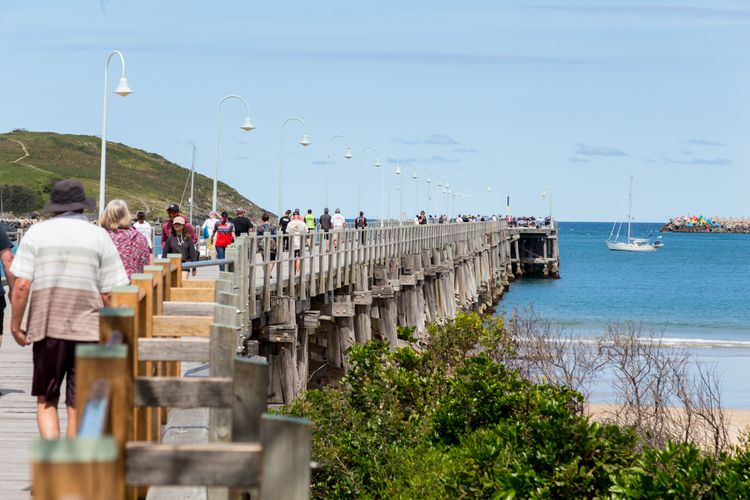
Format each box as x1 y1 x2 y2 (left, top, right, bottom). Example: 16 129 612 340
42 179 96 214
173 216 186 225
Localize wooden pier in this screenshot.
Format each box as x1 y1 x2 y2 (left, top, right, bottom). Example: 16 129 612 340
0 220 559 498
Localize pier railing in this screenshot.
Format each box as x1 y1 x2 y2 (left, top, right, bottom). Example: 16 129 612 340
31 245 311 500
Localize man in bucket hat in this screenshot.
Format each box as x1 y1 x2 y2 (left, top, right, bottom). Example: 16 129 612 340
9 179 128 438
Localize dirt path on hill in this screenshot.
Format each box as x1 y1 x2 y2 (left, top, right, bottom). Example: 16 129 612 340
10 140 29 163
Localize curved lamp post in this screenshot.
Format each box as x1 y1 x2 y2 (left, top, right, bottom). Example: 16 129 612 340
358 146 381 220
325 134 353 208
278 117 311 216
213 95 255 212
393 159 403 224
412 168 433 216
436 176 450 216
387 177 401 221
99 50 133 218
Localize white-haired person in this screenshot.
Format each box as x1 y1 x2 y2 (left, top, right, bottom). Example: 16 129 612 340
100 199 152 279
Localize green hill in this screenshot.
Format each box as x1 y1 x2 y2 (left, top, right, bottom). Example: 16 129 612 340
0 130 270 222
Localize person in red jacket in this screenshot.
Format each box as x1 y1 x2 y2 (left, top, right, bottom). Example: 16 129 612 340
161 203 197 249
211 211 235 271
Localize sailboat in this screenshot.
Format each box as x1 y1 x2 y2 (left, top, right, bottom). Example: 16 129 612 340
606 176 658 252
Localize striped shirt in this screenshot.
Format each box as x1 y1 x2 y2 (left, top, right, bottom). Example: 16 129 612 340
10 213 129 342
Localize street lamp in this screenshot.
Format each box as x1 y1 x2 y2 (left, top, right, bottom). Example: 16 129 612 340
213 95 255 211
358 146 381 222
387 177 401 221
325 134 353 208
393 159 403 224
542 187 553 218
278 117 311 216
413 168 433 216
99 50 133 218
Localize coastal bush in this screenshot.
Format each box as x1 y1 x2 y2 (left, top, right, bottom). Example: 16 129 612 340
283 312 750 498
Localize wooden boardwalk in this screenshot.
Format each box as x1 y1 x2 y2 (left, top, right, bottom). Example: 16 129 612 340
0 267 220 499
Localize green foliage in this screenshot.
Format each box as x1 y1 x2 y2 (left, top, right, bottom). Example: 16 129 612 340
0 131 264 218
283 312 750 498
396 325 417 342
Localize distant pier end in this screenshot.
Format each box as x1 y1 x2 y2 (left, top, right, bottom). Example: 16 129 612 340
508 223 560 279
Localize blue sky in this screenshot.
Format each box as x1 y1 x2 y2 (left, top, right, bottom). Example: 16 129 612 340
1 1 748 221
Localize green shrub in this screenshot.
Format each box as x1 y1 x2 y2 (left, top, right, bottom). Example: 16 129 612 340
283 312 750 499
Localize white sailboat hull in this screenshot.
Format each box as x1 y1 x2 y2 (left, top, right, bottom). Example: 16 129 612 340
606 240 657 252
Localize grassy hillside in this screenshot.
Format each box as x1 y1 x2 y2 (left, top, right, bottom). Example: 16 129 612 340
0 130 270 221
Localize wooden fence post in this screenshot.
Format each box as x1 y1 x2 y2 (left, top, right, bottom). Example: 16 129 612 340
260 414 311 500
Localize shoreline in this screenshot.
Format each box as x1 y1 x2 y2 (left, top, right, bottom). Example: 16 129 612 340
587 403 750 446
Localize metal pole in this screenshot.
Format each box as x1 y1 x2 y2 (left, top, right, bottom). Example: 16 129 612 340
213 95 252 212
325 134 352 209
189 144 196 226
99 50 128 218
278 117 309 217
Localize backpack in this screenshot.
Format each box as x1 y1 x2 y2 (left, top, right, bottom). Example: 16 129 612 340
257 223 277 252
355 216 367 228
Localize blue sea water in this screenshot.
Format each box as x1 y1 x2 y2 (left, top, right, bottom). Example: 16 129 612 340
494 222 750 407
495 222 750 343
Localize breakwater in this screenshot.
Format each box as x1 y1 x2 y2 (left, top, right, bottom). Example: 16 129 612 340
661 216 750 234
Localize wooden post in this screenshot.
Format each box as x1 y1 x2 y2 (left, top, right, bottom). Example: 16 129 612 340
260 414 312 500
32 437 119 500
75 343 131 499
262 296 297 404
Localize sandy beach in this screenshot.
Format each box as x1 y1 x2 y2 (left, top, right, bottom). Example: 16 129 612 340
587 403 750 447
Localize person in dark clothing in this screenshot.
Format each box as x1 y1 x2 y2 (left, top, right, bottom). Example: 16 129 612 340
355 211 367 244
319 207 332 251
232 207 253 236
256 212 278 272
162 216 197 279
0 225 15 347
279 209 291 251
161 203 197 249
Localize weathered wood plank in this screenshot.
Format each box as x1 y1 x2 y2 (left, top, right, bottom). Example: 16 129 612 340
138 337 209 362
152 315 213 337
133 377 232 408
260 414 312 500
125 442 262 487
181 279 216 289
170 287 215 303
163 301 215 317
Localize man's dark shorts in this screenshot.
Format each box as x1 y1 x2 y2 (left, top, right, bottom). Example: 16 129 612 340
32 337 95 407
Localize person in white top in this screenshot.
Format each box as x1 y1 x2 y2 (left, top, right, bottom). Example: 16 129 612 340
286 211 308 274
133 211 153 249
331 208 346 250
201 211 221 259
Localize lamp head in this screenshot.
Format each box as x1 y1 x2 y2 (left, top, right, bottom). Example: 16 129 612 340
241 117 255 132
374 159 382 168
395 165 401 175
114 76 133 97
487 186 492 192
446 183 450 189
427 177 431 183
299 134 311 147
344 147 353 159
412 171 418 179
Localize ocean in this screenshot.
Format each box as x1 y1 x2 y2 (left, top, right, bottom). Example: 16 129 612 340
494 222 750 407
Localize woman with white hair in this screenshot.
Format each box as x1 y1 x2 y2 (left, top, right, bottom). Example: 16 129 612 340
99 199 151 279
201 210 221 259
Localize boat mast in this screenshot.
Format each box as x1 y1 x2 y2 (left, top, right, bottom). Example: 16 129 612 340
627 175 633 242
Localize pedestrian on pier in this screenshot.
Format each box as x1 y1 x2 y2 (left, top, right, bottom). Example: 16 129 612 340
133 211 153 249
211 211 235 271
355 211 367 244
332 208 346 250
232 207 253 237
9 179 128 438
162 203 197 249
100 199 151 279
256 212 278 273
0 224 15 348
305 209 316 250
279 209 291 251
201 210 221 259
163 216 198 279
286 212 308 274
320 208 332 251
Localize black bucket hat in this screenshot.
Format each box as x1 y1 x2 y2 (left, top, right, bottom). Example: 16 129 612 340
43 179 96 214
